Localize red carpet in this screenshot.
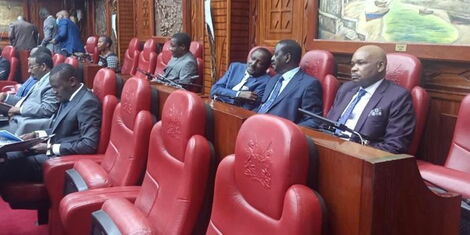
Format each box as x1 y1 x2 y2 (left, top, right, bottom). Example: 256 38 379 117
0 198 48 235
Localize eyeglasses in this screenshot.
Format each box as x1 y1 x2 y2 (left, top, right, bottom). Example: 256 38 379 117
28 64 41 69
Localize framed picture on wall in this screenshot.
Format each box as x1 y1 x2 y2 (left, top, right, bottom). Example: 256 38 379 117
305 0 470 62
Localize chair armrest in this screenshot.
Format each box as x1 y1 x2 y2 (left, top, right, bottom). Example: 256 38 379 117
60 186 141 235
100 197 154 234
44 154 104 207
418 160 470 199
74 159 112 189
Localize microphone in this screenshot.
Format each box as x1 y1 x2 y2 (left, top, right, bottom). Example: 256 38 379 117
298 108 370 145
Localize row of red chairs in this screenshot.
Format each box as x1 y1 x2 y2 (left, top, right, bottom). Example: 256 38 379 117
1 69 324 234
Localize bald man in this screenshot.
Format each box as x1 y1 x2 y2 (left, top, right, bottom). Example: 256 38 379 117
51 10 84 56
327 45 415 154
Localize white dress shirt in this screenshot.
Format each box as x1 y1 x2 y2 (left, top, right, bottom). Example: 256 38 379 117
278 67 300 94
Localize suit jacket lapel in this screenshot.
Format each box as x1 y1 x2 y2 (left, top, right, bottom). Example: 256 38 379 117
51 86 86 132
269 71 302 108
331 86 360 121
354 80 389 131
229 65 246 89
261 74 280 103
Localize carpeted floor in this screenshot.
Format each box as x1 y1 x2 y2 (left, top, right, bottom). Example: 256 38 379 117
0 198 48 235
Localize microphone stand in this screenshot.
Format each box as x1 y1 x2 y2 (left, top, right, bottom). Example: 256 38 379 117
136 68 203 90
298 108 369 145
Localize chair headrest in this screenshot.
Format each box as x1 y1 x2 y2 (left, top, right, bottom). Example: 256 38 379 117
190 41 203 58
1 46 16 60
64 57 79 68
233 114 309 219
161 40 172 64
161 90 206 161
85 36 99 53
120 77 151 129
93 68 117 102
127 38 142 55
142 39 157 60
386 53 422 90
300 50 335 80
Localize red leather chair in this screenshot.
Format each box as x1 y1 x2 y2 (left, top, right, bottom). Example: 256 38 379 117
300 50 338 116
134 39 157 79
120 38 142 75
52 53 66 66
418 94 470 199
248 46 276 76
0 68 120 227
206 114 324 235
46 77 153 234
154 40 171 76
386 53 429 155
0 46 19 90
84 36 100 63
64 56 79 68
63 90 212 235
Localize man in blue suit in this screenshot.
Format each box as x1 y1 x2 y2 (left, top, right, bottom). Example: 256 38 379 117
256 40 323 128
50 10 84 56
327 45 415 154
210 47 272 110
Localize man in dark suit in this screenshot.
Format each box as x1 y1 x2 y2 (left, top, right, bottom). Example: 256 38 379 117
210 47 272 110
8 16 39 51
0 63 101 182
39 8 58 53
327 45 415 154
51 10 84 56
160 32 198 85
0 47 10 80
256 40 323 128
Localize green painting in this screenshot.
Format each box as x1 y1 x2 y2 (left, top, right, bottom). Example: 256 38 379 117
318 0 470 45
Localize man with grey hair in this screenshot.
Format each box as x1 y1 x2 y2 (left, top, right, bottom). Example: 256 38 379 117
39 8 57 52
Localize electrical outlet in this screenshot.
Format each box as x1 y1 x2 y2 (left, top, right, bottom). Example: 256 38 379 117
395 44 407 52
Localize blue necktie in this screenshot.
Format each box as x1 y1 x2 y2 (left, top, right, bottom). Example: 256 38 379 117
335 88 367 135
17 78 37 97
258 77 284 114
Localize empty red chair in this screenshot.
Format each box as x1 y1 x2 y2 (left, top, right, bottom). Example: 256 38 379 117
206 114 323 234
121 38 142 75
52 53 66 66
154 40 172 76
386 53 429 155
0 68 120 227
45 77 153 234
134 39 157 79
64 56 79 68
418 94 470 199
300 50 338 116
64 90 212 235
0 46 19 90
84 36 99 63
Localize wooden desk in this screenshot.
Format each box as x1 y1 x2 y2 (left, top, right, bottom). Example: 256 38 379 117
150 84 460 235
82 63 102 89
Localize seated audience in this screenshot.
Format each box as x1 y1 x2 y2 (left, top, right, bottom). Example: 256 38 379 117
1 46 52 98
210 47 272 110
0 47 10 80
327 45 416 154
97 35 119 72
256 39 323 128
0 63 102 182
159 32 198 85
0 52 59 134
51 10 84 56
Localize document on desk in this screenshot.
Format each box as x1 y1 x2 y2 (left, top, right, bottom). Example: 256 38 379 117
0 130 52 153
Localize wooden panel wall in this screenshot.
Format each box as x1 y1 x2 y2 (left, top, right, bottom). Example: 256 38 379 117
117 0 135 62
135 0 155 39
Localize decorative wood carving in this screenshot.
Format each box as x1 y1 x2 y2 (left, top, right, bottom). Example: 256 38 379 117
268 0 292 34
155 0 183 37
135 0 155 39
116 0 135 61
95 0 107 35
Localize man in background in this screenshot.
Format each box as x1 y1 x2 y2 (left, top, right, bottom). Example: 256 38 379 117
159 32 198 86
256 40 323 128
51 10 84 56
9 16 39 51
39 8 57 53
0 47 10 80
210 47 272 110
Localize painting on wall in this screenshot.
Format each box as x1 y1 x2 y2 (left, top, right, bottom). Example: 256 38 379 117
0 1 23 34
317 0 470 45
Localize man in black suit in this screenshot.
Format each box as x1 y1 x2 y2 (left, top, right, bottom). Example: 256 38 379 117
327 45 415 154
0 63 101 182
0 47 10 80
256 40 323 128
